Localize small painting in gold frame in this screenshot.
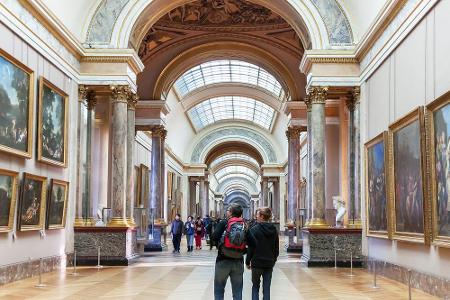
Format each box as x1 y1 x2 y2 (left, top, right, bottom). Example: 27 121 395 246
37 77 69 167
388 107 430 244
17 173 47 231
0 169 19 232
365 132 390 239
426 91 450 247
46 179 69 229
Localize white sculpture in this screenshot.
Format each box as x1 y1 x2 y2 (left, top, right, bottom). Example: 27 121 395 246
333 196 346 228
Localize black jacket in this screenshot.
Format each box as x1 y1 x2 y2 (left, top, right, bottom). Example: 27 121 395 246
246 222 279 269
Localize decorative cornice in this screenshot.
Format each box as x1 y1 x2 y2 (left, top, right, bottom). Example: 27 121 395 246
308 86 328 104
110 85 131 103
81 50 145 75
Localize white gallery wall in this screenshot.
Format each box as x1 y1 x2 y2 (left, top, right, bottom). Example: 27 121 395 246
361 0 450 279
0 21 78 265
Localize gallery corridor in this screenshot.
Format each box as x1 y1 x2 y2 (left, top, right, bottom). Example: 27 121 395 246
0 239 437 300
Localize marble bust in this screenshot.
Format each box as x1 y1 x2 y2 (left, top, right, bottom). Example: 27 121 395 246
333 196 346 228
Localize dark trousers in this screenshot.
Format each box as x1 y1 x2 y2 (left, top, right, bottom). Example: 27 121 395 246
172 234 181 251
214 259 244 300
251 267 273 300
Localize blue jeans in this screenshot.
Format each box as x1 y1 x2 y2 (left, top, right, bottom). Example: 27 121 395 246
251 268 273 300
186 234 194 247
214 259 244 300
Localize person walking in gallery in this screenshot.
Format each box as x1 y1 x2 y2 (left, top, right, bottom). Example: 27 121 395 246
170 214 183 253
194 217 205 249
212 204 247 300
246 207 279 300
185 215 195 252
203 214 212 240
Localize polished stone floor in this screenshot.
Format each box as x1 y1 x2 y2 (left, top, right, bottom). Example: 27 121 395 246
0 239 437 299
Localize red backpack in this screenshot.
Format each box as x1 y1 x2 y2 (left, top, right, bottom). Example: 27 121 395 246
220 217 247 258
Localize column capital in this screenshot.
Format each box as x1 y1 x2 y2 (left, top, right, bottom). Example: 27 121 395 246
110 85 131 104
78 85 88 103
285 126 307 140
149 125 167 140
345 86 361 111
127 92 139 110
307 86 328 104
304 94 312 112
86 89 97 111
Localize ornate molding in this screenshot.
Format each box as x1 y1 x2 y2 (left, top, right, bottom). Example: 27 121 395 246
78 85 88 103
110 85 131 103
303 94 312 112
86 90 97 111
345 86 361 111
308 86 328 104
285 126 306 140
127 93 139 110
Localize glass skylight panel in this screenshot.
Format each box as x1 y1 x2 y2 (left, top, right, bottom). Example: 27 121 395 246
214 166 259 184
174 60 285 98
188 96 275 131
209 153 260 170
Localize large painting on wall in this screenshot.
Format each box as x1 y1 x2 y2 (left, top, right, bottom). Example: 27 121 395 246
17 173 47 231
46 179 68 229
0 169 18 232
365 132 390 239
0 49 34 158
426 92 450 247
388 107 429 244
38 77 68 167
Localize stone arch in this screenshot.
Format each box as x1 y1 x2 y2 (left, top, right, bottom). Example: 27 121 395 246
83 0 354 50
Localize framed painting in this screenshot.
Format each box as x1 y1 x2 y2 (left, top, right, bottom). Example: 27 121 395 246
365 132 390 239
37 77 69 167
46 179 69 229
388 107 429 244
0 169 18 232
136 164 149 208
0 49 34 158
17 173 47 231
426 91 450 247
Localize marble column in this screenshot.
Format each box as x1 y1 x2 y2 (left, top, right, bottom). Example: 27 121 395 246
108 85 130 227
347 87 362 228
160 128 167 221
75 86 88 227
189 179 197 217
126 93 138 226
261 177 269 207
308 86 328 228
286 126 302 225
273 179 280 221
304 95 313 226
84 90 96 225
205 180 210 216
149 125 165 221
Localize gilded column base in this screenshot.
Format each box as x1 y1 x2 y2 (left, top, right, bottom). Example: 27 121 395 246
107 217 130 227
127 218 137 228
306 218 329 229
74 217 96 227
347 219 362 229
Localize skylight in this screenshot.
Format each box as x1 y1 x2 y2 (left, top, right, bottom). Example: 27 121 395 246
209 153 260 170
215 165 259 183
174 60 286 99
188 96 275 131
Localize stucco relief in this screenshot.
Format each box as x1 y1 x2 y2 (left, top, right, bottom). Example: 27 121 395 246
310 0 353 45
85 0 130 45
2 0 80 69
191 127 277 163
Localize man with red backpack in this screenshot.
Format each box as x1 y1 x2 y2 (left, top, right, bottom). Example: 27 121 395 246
211 203 247 300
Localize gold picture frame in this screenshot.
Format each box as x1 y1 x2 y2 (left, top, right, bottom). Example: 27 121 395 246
17 173 47 231
365 132 391 239
37 76 69 167
388 107 430 244
0 49 34 158
425 91 450 248
0 169 19 233
46 179 69 229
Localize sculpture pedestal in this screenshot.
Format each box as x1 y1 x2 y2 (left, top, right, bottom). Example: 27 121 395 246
285 226 302 253
144 224 167 252
300 228 362 267
74 227 138 266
